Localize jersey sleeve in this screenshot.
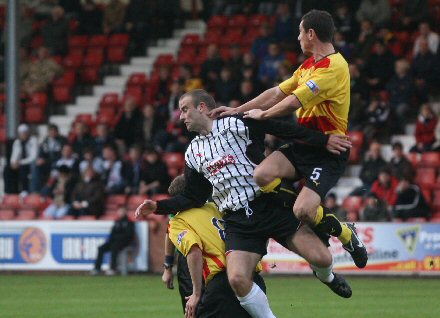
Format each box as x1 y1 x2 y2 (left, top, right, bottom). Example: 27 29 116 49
292 66 338 110
278 70 300 95
168 218 203 257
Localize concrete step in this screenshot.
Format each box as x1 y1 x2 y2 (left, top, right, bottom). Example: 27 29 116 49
346 164 362 178
104 75 129 87
337 176 363 188
120 65 152 76
147 46 177 57
93 85 124 98
390 135 415 153
75 96 100 109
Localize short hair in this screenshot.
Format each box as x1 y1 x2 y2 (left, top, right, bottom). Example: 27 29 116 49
302 10 335 43
392 141 403 150
168 175 186 196
180 89 217 110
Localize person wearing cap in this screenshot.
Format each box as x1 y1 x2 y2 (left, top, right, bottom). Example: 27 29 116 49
359 192 390 222
7 124 38 194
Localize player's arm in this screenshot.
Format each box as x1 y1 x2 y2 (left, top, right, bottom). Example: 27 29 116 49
162 232 175 289
155 166 212 215
245 94 302 120
185 245 204 318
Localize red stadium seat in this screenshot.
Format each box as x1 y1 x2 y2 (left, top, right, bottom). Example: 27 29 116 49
202 32 222 46
83 53 104 67
0 209 15 220
24 106 45 123
127 73 148 88
151 194 171 202
100 214 118 221
108 33 130 47
68 35 88 48
75 114 94 126
107 46 126 63
98 107 116 125
53 71 76 87
61 215 75 220
342 196 364 215
348 145 361 164
348 131 364 148
221 29 243 45
0 126 6 143
100 93 120 109
29 92 48 108
415 168 437 189
406 152 421 167
127 195 149 210
248 14 269 27
88 34 108 48
16 209 37 220
155 54 175 68
162 152 185 171
69 47 85 56
80 67 100 84
52 85 72 104
207 15 228 29
181 34 201 47
22 194 45 211
123 87 144 106
422 189 432 205
63 55 83 69
78 215 96 220
228 14 248 28
418 152 440 168
432 190 440 210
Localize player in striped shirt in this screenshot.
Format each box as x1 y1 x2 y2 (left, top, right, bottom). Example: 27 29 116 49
136 89 352 318
210 10 368 269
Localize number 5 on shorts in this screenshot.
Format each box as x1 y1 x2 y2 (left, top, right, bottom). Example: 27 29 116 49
310 167 322 181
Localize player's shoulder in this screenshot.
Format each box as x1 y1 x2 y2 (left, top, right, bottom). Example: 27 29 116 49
328 52 349 69
216 115 246 130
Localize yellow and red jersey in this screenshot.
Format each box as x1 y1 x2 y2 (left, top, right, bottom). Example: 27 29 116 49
279 52 350 135
168 203 261 284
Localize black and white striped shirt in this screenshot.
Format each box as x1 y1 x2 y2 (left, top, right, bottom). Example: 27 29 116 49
185 117 260 211
156 116 328 215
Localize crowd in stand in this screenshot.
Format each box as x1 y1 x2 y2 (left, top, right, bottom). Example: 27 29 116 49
1 0 440 221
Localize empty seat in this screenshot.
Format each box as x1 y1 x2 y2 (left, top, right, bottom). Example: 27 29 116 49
162 152 185 170
53 71 76 87
0 209 15 220
342 196 364 213
228 14 248 28
29 92 48 108
415 168 437 189
52 85 72 104
24 106 45 123
63 55 83 69
207 15 228 29
68 35 88 48
348 131 364 148
100 93 120 109
108 33 129 47
418 152 440 168
88 34 108 48
78 215 96 220
248 14 269 27
127 73 148 88
16 209 37 220
22 194 44 211
106 195 127 209
127 195 149 210
107 46 126 63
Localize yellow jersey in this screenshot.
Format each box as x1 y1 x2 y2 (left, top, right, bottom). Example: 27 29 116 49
278 52 350 135
168 203 261 284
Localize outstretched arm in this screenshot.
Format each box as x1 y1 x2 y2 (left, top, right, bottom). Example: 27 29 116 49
184 245 204 318
244 94 302 120
162 233 175 289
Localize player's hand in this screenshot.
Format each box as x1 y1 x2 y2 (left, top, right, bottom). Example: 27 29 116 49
162 268 174 289
185 294 201 318
208 106 236 118
243 109 265 120
134 200 157 219
326 134 352 155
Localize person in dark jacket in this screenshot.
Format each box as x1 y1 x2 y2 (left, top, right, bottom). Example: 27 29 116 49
69 166 105 218
41 6 69 55
392 176 431 221
139 147 171 196
91 206 135 276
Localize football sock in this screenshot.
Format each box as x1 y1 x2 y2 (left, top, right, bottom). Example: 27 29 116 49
260 178 298 207
315 207 353 244
260 178 282 193
237 283 276 318
311 263 335 283
338 223 353 245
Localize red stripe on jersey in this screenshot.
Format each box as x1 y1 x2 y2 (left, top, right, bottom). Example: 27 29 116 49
167 222 170 234
300 57 315 70
315 57 330 69
298 115 337 133
202 259 210 280
204 252 225 269
300 56 331 70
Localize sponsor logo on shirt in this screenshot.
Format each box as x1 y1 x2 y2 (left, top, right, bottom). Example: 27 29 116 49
207 155 236 176
306 79 320 94
177 230 188 245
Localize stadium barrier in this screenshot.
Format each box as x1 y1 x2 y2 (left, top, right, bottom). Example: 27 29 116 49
263 223 440 275
0 221 148 271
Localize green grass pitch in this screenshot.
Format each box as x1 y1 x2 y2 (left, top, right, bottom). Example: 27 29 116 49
0 274 439 317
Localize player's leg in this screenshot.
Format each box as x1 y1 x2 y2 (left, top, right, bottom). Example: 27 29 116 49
226 250 276 318
284 225 352 298
94 241 110 271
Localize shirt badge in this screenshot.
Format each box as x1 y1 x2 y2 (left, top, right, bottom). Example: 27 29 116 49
306 80 320 94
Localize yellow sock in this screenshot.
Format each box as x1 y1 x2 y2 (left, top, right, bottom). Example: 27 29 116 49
260 178 281 193
313 206 324 225
338 224 352 245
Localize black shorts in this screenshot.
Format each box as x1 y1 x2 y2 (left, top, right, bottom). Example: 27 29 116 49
223 194 301 256
177 252 205 313
197 271 266 318
278 141 349 200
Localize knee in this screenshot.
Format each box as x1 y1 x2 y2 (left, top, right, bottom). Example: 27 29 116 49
253 165 273 187
310 251 332 268
228 272 252 297
293 204 315 224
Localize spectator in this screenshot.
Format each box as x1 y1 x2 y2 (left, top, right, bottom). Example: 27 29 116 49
226 44 244 81
165 80 184 119
356 141 388 193
238 79 258 104
21 46 63 96
70 166 105 218
348 63 369 130
122 145 145 195
370 167 399 206
333 1 358 42
71 121 95 160
139 147 170 195
362 95 392 143
385 59 415 121
34 124 67 191
155 110 190 153
251 23 273 61
7 124 38 194
58 0 82 18
102 145 125 194
53 144 79 176
392 176 431 221
114 95 143 153
78 0 103 35
42 165 77 219
324 193 347 222
258 41 285 87
359 192 390 221
274 2 294 48
412 37 440 102
356 0 391 28
400 0 430 31
389 142 415 181
79 147 104 175
410 104 438 153
179 64 203 93
136 104 163 145
41 6 69 56
124 0 151 56
94 122 115 158
155 65 172 105
413 21 439 56
215 66 239 105
432 119 440 152
18 4 34 48
353 19 376 62
365 40 395 91
200 44 224 92
242 65 264 95
276 60 292 83
91 206 135 276
333 31 351 60
102 0 126 34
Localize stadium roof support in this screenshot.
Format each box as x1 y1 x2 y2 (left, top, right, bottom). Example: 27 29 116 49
5 0 20 139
